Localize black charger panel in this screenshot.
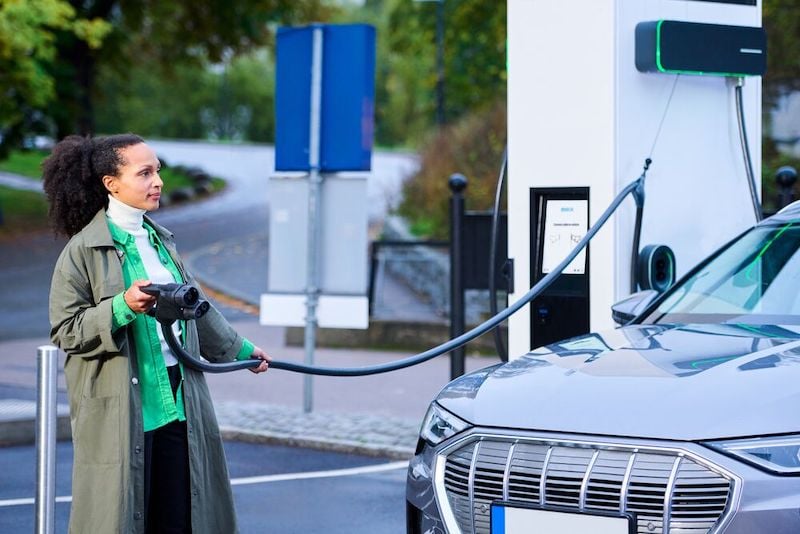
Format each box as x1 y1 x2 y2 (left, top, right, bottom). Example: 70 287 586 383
635 20 766 77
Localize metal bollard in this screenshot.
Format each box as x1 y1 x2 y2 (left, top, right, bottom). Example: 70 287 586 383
35 345 59 534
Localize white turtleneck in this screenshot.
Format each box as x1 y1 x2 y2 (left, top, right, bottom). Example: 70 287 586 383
106 194 180 366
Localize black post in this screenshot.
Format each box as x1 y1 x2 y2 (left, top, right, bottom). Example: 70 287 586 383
449 173 467 379
367 241 378 317
775 166 798 210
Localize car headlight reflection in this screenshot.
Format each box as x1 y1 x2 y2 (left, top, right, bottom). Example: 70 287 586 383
420 402 471 447
707 435 800 475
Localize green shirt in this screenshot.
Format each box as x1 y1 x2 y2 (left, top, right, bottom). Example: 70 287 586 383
107 219 254 431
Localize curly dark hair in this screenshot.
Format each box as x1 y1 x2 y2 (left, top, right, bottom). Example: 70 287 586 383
42 134 145 237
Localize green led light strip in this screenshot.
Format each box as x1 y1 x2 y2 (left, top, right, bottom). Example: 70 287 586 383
655 19 754 78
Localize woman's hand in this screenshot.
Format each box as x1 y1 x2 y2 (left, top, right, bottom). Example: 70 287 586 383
124 279 157 314
249 346 272 374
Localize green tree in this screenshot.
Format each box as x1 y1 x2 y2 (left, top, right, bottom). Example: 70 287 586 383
94 59 216 139
0 0 110 155
44 0 332 139
347 0 506 147
763 0 800 108
94 47 276 142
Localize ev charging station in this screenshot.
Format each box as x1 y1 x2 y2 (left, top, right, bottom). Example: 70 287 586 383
506 0 764 357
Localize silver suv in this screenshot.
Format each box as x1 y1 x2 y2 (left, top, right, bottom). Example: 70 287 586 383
407 202 800 534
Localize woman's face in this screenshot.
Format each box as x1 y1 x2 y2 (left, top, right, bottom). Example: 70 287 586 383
103 143 163 211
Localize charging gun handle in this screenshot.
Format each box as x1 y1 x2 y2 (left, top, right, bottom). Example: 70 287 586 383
140 283 164 297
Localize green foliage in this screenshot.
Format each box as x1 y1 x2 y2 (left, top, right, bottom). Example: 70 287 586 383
0 0 333 143
763 1 800 107
399 100 507 238
95 61 215 140
95 48 276 142
0 0 110 154
205 50 277 142
338 0 506 147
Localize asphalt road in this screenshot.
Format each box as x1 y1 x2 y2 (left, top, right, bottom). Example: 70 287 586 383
0 440 408 533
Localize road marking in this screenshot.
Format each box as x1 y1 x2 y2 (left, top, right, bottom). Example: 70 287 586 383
0 496 72 507
231 460 408 486
0 461 409 507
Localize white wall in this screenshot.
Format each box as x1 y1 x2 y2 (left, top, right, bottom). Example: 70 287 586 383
508 0 762 357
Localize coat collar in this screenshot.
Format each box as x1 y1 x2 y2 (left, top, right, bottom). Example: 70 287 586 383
82 208 174 248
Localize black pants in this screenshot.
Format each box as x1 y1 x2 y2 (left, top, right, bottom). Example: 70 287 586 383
144 365 191 534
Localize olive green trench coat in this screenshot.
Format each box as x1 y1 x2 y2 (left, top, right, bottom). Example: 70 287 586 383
49 209 244 534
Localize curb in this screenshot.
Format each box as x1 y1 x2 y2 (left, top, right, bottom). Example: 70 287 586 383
0 416 71 447
220 427 414 461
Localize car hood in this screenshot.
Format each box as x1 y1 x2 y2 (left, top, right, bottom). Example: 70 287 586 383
437 323 800 441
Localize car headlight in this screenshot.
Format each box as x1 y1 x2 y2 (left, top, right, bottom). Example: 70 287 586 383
419 402 471 447
706 435 800 475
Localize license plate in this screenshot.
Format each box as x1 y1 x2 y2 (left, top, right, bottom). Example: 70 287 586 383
491 504 631 534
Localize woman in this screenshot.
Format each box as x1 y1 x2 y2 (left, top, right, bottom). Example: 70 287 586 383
44 134 270 533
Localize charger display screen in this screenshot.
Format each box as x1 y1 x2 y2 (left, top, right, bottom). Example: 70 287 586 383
541 199 588 275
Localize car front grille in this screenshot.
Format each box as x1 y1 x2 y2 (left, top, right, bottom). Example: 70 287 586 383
440 436 734 534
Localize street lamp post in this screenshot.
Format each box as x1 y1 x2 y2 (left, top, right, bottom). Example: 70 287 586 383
416 0 445 126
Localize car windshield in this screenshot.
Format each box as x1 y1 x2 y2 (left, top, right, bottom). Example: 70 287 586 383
642 221 800 326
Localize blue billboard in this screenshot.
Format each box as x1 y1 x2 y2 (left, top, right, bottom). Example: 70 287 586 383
275 24 376 172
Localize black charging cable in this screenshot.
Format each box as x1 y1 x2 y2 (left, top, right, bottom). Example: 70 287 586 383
630 158 651 293
142 283 259 373
488 146 508 362
148 175 645 376
734 77 762 222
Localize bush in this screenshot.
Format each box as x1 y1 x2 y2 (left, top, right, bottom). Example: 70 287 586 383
398 99 506 238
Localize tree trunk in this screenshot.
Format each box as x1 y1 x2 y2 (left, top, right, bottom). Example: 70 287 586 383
52 39 96 139
75 41 96 136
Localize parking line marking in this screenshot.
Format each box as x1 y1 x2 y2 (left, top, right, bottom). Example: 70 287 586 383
0 461 409 507
231 460 409 486
0 496 72 507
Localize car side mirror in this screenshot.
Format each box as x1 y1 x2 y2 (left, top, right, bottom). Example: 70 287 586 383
611 290 659 325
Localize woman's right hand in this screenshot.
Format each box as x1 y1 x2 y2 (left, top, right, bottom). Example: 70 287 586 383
124 279 157 314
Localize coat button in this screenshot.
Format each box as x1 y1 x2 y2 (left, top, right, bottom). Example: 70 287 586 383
131 377 139 385
134 511 142 520
135 445 141 454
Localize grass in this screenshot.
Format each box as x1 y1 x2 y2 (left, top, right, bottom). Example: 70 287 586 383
0 149 48 178
0 149 225 238
0 187 49 238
